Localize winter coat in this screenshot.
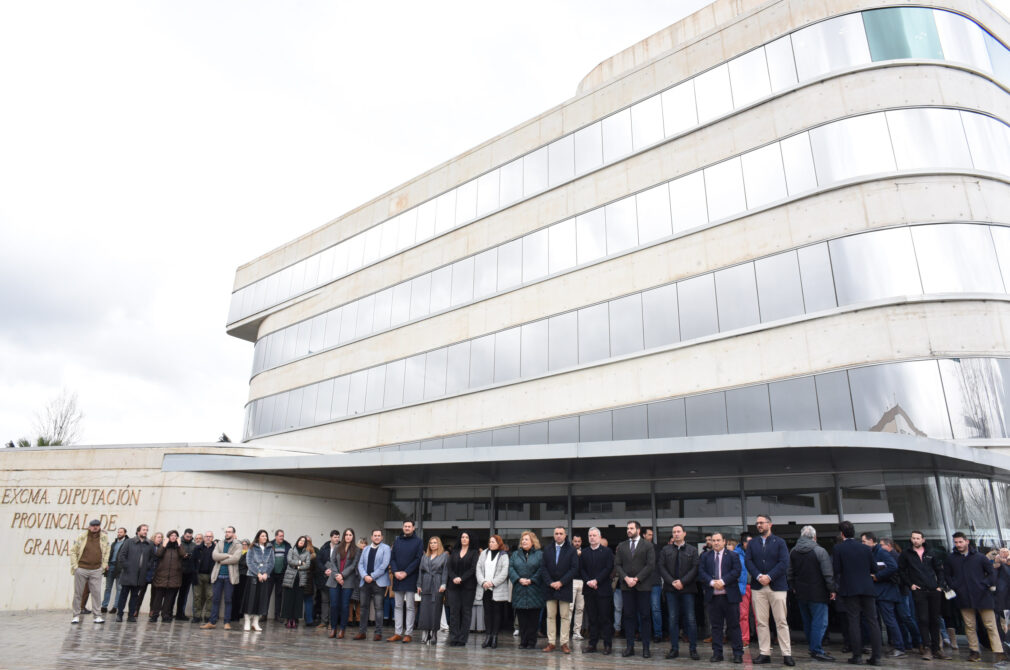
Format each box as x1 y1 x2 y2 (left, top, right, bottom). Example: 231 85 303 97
832 538 877 597
246 543 274 577
579 544 614 597
659 542 700 591
179 538 198 574
283 547 315 595
871 544 901 602
509 548 545 609
946 547 997 610
116 536 157 587
418 552 449 595
996 562 1010 611
899 546 945 591
153 541 187 588
788 536 834 602
389 533 424 592
69 530 110 575
211 539 242 585
476 549 510 602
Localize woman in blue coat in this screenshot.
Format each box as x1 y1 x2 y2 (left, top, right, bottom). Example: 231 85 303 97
509 531 546 649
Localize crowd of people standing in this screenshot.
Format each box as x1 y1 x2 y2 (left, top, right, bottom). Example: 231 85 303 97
68 514 1010 665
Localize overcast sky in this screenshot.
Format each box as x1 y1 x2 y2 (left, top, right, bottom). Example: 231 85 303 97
1 1 740 445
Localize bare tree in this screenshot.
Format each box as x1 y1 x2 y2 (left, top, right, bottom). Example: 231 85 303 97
32 389 84 446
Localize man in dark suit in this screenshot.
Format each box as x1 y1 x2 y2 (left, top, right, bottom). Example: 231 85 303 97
580 526 615 654
745 514 794 665
699 531 744 663
832 520 881 665
861 532 906 658
614 520 657 658
540 526 579 654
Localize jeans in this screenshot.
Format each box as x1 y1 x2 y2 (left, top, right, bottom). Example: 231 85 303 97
175 572 196 617
877 599 905 650
209 577 234 624
648 584 663 638
329 584 353 630
303 593 315 625
797 599 829 655
613 588 623 631
897 594 921 647
667 590 698 652
271 572 285 617
101 573 121 610
358 581 385 636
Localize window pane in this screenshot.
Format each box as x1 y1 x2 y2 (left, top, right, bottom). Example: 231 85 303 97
726 385 772 433
338 301 358 344
445 341 470 395
390 282 411 325
409 273 431 320
331 375 350 419
270 394 286 432
934 9 992 72
469 334 495 388
815 370 854 430
378 219 398 258
424 348 448 399
361 226 382 266
613 405 648 440
364 366 385 412
830 227 922 304
694 63 733 123
549 312 578 370
519 421 549 445
792 13 871 81
494 328 521 383
395 210 417 251
630 95 665 150
941 475 997 544
548 134 576 187
492 426 519 447
455 180 477 225
939 358 1010 439
580 411 613 442
605 197 638 254
523 146 549 197
863 7 942 61
848 360 951 438
662 80 698 138
522 228 549 283
574 122 604 175
648 398 687 438
300 384 318 427
993 226 1010 291
769 377 821 430
678 274 719 340
756 251 804 322
383 359 405 408
913 224 1004 294
781 132 818 193
294 320 311 357
961 111 1010 175
521 320 549 378
346 371 367 416
450 257 474 307
985 33 1010 84
576 208 607 264
742 143 787 209
402 354 426 404
686 392 727 436
765 36 798 91
497 239 523 291
578 303 610 364
475 169 500 217
886 108 971 170
636 183 673 244
373 288 393 332
354 294 375 339
500 158 524 207
729 48 770 109
705 157 746 221
286 389 303 430
434 189 456 234
609 294 644 357
549 416 579 444
429 265 452 314
548 218 577 274
416 199 436 240
810 113 896 184
601 108 633 163
715 263 760 331
642 283 680 348
797 243 837 312
669 172 708 232
474 248 498 299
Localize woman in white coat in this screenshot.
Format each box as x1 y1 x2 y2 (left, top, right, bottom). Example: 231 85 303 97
475 534 510 649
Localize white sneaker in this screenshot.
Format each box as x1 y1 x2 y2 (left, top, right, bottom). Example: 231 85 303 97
94 617 105 624
513 629 519 637
573 632 584 640
71 616 80 624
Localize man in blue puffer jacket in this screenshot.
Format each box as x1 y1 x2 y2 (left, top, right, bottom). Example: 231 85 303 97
388 520 424 643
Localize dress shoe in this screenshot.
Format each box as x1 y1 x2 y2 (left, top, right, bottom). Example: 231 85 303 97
115 615 123 623
353 632 366 640
126 616 137 623
711 655 725 662
866 657 881 666
643 649 652 658
622 647 635 657
386 634 402 642
584 646 597 653
482 636 492 648
328 628 336 638
811 652 836 662
667 648 680 659
561 644 571 654
223 623 231 630
846 657 863 665
337 629 345 639
200 622 215 629
654 635 663 643
175 614 189 621
602 645 613 655
691 650 701 660
401 635 411 643
734 656 744 664
932 650 952 660
968 651 982 662
542 644 556 652
755 655 772 664
373 633 382 641
101 607 108 614
784 655 796 666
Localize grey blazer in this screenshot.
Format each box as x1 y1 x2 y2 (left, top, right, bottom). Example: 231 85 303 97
418 552 449 595
614 538 657 591
325 546 360 589
475 550 510 602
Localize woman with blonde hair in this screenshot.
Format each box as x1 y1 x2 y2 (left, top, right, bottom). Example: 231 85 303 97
417 536 449 644
510 530 546 649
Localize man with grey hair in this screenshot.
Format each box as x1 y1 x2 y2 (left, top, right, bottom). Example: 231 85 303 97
788 526 834 662
579 527 615 654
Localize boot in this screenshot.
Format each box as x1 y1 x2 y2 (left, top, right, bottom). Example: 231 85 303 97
252 616 262 632
491 632 498 648
947 628 959 650
431 631 438 645
243 614 251 631
482 634 492 648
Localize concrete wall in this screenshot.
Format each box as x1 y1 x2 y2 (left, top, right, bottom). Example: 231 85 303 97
0 445 387 611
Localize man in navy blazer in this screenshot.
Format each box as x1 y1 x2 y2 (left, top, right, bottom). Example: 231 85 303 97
832 521 881 664
354 528 391 640
699 531 744 663
540 526 579 653
862 532 907 657
745 514 794 665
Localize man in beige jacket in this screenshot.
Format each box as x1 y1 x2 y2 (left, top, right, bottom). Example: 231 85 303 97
70 519 110 624
201 525 242 629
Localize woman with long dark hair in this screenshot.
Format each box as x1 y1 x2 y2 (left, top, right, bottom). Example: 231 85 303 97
242 530 272 631
476 534 510 648
281 535 315 628
327 528 359 639
446 531 478 646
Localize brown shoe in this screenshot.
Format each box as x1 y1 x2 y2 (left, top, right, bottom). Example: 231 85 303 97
337 629 345 639
373 633 382 641
200 622 215 629
223 623 231 630
402 635 412 643
561 643 571 654
353 632 366 640
387 634 402 642
328 629 336 638
543 644 556 652
933 651 952 660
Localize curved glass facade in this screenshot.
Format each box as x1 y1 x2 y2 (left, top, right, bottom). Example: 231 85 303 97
244 222 1010 439
227 7 1010 327
248 107 1010 378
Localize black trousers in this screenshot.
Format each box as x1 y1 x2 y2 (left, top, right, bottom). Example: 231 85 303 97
150 586 178 620
585 589 614 648
482 590 503 635
621 589 652 650
516 607 540 647
709 594 743 658
446 587 474 644
175 572 196 616
839 595 882 660
911 588 943 653
271 572 285 616
116 584 146 617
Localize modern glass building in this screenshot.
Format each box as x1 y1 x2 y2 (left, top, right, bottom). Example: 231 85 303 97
190 0 1010 550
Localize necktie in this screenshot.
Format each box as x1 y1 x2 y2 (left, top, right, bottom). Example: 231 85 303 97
716 552 722 581
556 545 560 564
631 539 637 554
